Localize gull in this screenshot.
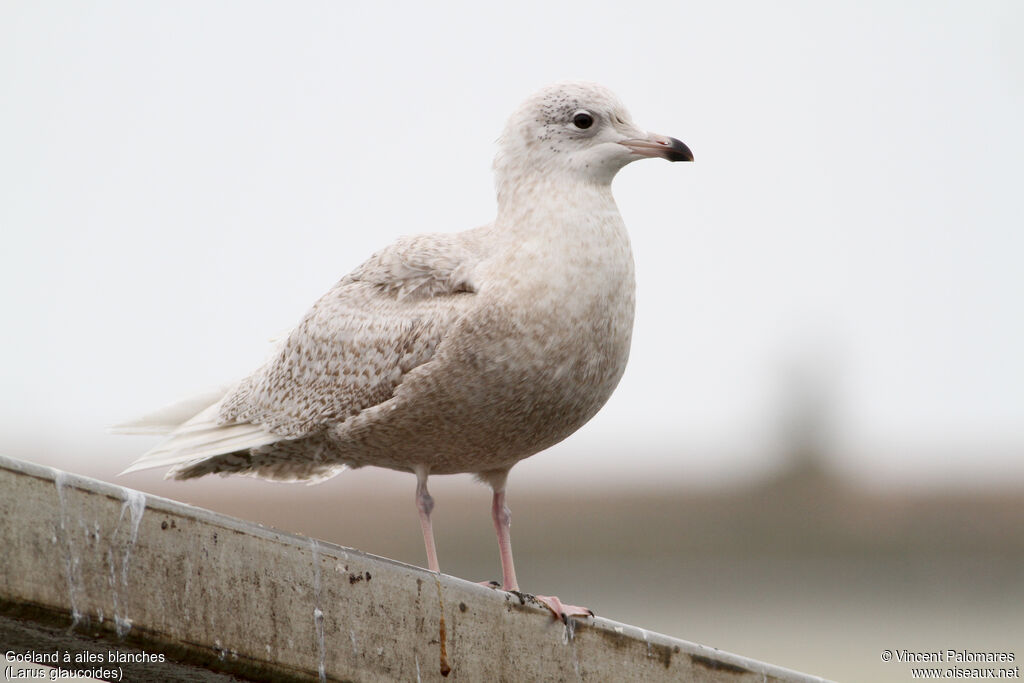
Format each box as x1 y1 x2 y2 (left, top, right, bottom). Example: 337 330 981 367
118 81 693 620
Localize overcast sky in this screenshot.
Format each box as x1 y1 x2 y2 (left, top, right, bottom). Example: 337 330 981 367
2 1 1022 490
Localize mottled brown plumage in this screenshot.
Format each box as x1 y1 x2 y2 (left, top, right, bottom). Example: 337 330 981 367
119 81 692 618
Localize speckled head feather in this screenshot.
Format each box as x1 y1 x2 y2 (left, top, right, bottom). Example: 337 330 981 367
494 81 645 185
493 81 691 211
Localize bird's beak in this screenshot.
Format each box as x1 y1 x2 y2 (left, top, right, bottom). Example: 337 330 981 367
618 133 693 162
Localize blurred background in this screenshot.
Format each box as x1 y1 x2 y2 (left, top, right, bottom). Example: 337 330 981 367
2 2 1022 681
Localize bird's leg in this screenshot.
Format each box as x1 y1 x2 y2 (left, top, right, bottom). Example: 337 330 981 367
414 467 440 573
484 474 592 623
491 487 519 591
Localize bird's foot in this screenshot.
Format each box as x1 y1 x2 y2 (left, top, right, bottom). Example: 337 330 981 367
533 595 594 623
477 582 592 621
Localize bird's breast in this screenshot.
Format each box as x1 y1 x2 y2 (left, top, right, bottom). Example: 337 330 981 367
470 218 637 409
332 213 638 473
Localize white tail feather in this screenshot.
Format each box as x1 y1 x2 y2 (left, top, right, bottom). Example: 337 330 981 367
118 388 282 475
109 386 233 435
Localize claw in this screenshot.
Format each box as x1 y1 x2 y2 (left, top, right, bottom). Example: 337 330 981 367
534 594 594 623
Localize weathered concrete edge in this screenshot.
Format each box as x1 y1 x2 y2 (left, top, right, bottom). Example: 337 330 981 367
0 454 832 682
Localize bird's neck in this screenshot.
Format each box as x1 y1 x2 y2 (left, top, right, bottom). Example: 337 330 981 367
493 172 621 236
484 170 635 319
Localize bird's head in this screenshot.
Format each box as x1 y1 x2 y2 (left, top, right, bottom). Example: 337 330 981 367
494 81 692 189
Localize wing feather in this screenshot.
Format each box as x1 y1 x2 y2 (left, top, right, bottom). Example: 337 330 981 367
219 232 480 436
121 230 483 479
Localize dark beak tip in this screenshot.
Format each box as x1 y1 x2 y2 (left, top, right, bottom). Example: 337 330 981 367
667 138 694 162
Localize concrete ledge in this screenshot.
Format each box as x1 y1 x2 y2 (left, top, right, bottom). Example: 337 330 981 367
0 455 829 682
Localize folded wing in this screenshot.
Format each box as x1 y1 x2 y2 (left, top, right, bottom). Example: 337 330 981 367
120 231 481 479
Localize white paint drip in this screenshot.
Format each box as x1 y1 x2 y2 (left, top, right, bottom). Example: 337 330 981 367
54 471 84 629
120 489 145 585
114 615 133 636
311 538 326 683
54 471 147 635
562 617 576 644
107 487 146 638
182 555 193 622
562 618 581 678
415 653 422 683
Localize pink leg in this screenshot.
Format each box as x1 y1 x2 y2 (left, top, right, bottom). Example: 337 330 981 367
491 488 519 591
487 481 592 623
415 468 439 573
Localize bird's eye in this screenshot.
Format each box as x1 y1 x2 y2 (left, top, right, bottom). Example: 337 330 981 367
572 111 594 129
